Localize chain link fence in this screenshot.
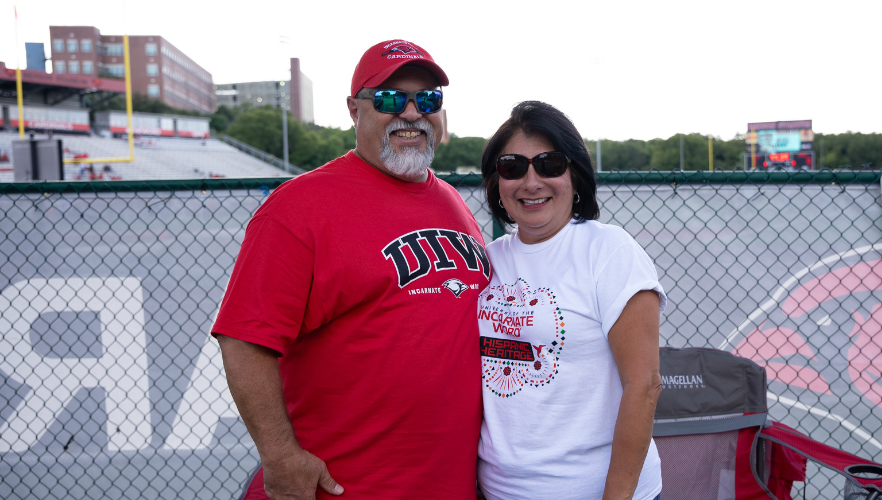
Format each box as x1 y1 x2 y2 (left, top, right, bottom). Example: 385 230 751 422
1 171 880 499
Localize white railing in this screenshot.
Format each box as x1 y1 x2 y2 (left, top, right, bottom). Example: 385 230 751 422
216 134 305 174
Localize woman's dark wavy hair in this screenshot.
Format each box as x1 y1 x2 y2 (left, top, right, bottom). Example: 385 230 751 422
481 101 599 228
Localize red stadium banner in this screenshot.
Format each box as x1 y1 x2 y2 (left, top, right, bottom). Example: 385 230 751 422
10 118 90 133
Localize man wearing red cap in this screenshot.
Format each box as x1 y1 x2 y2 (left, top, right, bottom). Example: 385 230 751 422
214 39 490 500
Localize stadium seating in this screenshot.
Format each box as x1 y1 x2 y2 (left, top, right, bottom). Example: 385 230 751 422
0 132 289 182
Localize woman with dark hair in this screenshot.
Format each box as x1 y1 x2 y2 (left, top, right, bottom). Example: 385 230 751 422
477 101 665 500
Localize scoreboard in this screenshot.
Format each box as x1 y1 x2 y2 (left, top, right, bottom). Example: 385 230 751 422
746 120 814 170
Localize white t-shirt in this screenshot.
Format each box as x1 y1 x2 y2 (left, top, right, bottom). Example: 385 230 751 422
477 220 667 500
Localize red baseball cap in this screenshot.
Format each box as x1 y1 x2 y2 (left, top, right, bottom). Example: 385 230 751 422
350 39 449 97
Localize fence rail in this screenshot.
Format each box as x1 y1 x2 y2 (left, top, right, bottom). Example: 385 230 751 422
3 168 878 193
0 170 880 499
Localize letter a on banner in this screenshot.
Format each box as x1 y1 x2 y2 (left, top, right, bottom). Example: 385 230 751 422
163 328 240 450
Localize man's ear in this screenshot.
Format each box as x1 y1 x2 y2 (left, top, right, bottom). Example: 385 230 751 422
346 97 359 128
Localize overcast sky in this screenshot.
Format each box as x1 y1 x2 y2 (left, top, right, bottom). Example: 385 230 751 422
2 0 879 140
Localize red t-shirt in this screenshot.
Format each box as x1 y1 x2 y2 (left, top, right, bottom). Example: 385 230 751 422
213 151 491 499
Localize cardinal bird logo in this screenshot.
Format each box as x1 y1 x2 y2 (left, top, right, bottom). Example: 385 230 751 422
723 250 882 421
381 46 423 58
442 278 469 298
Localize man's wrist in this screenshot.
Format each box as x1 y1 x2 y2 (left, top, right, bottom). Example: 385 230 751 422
256 434 303 465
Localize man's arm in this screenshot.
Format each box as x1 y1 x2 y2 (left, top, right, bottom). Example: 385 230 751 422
217 334 344 500
602 290 662 500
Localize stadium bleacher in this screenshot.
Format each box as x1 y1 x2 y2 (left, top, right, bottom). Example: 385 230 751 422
0 132 290 182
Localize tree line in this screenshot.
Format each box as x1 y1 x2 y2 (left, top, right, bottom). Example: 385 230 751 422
588 133 881 172
89 95 881 172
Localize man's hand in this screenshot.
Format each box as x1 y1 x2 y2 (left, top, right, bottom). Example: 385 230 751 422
263 448 344 500
216 335 345 499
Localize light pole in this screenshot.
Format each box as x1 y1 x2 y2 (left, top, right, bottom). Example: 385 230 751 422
280 36 291 172
282 94 289 170
708 134 713 171
680 134 684 170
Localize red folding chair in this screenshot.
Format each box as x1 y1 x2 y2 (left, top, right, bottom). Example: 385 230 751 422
654 347 882 500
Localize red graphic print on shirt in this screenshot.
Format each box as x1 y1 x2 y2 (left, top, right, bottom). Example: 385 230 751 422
478 278 565 398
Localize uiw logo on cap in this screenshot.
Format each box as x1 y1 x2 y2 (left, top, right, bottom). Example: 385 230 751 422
382 45 423 57
381 41 425 59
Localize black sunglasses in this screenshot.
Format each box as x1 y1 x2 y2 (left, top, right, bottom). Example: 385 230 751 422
355 88 443 114
496 152 571 180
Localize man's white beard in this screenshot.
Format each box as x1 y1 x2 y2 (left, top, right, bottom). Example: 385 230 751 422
379 119 436 178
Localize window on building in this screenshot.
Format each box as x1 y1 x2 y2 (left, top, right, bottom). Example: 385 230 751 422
104 44 124 56
146 64 158 77
67 39 78 53
103 65 125 77
83 61 94 74
55 61 65 74
147 84 160 97
145 43 157 56
69 61 80 74
81 39 92 53
53 39 64 53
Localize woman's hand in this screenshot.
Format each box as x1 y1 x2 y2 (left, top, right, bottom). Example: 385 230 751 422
603 290 662 500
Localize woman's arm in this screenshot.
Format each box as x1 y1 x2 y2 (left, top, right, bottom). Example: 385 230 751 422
602 289 662 500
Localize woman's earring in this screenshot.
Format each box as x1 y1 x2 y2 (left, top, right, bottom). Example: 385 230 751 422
499 199 505 209
574 193 581 204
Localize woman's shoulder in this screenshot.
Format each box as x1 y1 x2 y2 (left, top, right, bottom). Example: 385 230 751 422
487 222 638 252
572 220 637 249
486 232 514 253
574 221 657 280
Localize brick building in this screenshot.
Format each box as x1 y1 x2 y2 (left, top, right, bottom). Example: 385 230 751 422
214 58 314 123
48 26 214 114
